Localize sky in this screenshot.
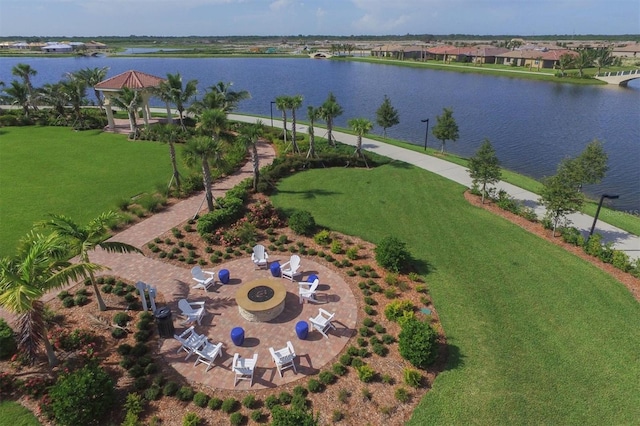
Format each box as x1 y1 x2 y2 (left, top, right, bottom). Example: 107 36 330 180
0 0 638 38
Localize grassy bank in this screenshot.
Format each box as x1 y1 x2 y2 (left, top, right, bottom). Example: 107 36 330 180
0 401 40 425
270 165 640 425
0 126 185 257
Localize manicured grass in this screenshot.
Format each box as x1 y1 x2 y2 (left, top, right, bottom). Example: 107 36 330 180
0 401 41 425
270 165 640 425
0 126 185 256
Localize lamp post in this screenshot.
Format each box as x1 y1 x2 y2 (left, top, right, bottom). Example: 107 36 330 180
270 101 275 128
421 118 429 150
589 194 620 236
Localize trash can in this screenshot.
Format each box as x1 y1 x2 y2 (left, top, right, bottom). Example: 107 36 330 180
218 269 230 284
231 327 245 346
155 306 174 338
307 274 319 283
270 261 281 277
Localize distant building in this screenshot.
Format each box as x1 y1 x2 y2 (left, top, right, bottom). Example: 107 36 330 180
42 43 73 53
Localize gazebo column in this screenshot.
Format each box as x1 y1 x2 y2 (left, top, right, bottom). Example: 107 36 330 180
140 91 151 127
103 94 115 130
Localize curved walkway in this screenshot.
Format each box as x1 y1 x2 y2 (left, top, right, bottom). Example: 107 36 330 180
230 114 640 261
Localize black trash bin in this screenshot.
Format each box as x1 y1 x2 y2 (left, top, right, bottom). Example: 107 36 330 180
155 306 174 338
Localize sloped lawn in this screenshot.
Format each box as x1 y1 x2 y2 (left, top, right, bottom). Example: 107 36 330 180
270 164 640 424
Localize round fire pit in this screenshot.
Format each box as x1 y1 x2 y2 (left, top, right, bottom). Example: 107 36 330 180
235 279 286 322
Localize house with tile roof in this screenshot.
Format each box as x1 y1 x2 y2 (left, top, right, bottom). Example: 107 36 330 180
495 49 577 69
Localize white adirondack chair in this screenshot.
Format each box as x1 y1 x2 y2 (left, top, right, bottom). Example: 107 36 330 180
191 266 215 291
269 341 297 377
193 340 223 372
281 254 302 281
174 326 206 360
309 308 336 339
298 279 319 304
251 244 269 269
232 353 258 387
178 299 206 325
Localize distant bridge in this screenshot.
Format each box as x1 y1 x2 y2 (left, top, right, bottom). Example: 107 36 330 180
594 69 640 86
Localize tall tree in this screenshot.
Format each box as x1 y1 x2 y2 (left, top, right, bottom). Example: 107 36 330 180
289 94 303 154
183 136 225 212
320 92 343 147
189 81 250 115
11 63 38 111
61 77 87 125
558 53 575 77
348 117 373 168
159 73 198 129
39 212 141 312
593 48 613 75
559 139 609 192
432 107 459 154
467 139 502 203
275 95 289 147
39 82 67 116
306 105 321 159
238 121 264 192
0 232 98 366
539 168 585 236
375 95 400 138
110 88 141 136
198 108 228 141
574 48 595 78
69 67 109 110
4 81 31 116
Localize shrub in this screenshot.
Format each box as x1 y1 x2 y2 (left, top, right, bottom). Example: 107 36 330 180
242 394 257 408
361 387 372 401
318 371 336 385
382 334 396 344
182 412 200 426
612 250 631 272
404 368 423 388
250 409 263 422
162 381 179 396
62 297 75 308
384 299 415 322
193 391 209 407
265 394 280 410
229 412 244 426
208 397 223 410
375 236 411 272
359 326 371 337
337 388 350 403
313 229 332 246
289 210 316 235
356 364 376 382
330 240 343 254
221 397 238 413
363 305 375 315
278 391 292 405
398 317 438 369
332 410 344 422
372 343 388 356
144 385 161 401
122 392 144 426
332 363 347 376
270 406 319 426
381 374 394 384
176 386 194 401
111 328 127 339
307 378 323 393
49 364 115 426
395 387 411 403
0 319 16 359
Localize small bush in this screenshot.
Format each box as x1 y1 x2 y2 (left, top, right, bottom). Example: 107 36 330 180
265 394 280 410
375 236 411 272
381 374 394 384
363 305 375 315
144 385 161 401
332 410 344 422
338 388 350 403
176 386 194 401
330 240 343 254
111 328 127 339
384 299 415 322
163 381 179 396
395 387 411 403
372 343 388 356
307 378 323 393
0 319 16 359
404 368 423 388
345 246 359 260
62 297 75 308
221 397 238 413
362 387 372 400
250 409 263 422
318 371 336 385
288 210 316 236
193 391 209 407
182 412 200 426
382 334 396 344
278 391 292 405
242 394 257 408
229 412 244 426
208 397 223 410
356 364 376 382
313 229 332 246
292 385 308 397
333 363 347 376
398 317 438 369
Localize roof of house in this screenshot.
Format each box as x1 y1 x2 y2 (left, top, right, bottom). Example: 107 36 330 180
496 48 577 60
94 70 165 91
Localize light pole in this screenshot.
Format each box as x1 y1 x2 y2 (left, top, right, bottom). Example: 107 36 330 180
270 101 275 128
421 118 429 150
589 194 620 237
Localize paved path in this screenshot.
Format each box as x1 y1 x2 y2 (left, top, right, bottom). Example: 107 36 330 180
229 114 640 261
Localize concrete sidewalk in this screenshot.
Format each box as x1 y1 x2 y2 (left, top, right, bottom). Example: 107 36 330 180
230 114 640 261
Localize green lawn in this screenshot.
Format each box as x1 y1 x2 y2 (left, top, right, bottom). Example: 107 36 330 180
0 401 41 425
0 126 185 257
270 165 640 425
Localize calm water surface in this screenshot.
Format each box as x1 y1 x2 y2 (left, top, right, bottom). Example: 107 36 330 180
1 57 638 212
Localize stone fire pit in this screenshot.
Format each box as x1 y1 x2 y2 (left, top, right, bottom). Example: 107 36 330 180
235 279 286 322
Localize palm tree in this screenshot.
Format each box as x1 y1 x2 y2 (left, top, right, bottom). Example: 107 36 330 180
289 94 303 154
39 83 68 116
593 47 613 75
61 78 87 125
11 63 38 111
198 108 228 141
197 81 251 113
306 105 321 159
110 87 141 136
183 136 225 212
275 95 289 147
238 121 264 191
558 53 575 77
39 212 142 312
348 117 373 168
69 67 109 110
4 81 31 116
165 73 198 129
320 92 343 147
0 232 98 366
574 48 595 78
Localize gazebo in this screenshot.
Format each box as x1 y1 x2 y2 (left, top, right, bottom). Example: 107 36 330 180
94 70 165 131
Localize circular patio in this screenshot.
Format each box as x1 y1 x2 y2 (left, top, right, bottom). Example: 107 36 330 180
158 256 358 390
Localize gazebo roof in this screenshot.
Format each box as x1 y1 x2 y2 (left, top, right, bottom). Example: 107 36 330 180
95 70 165 91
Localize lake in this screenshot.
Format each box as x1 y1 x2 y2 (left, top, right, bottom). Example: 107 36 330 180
1 56 639 212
